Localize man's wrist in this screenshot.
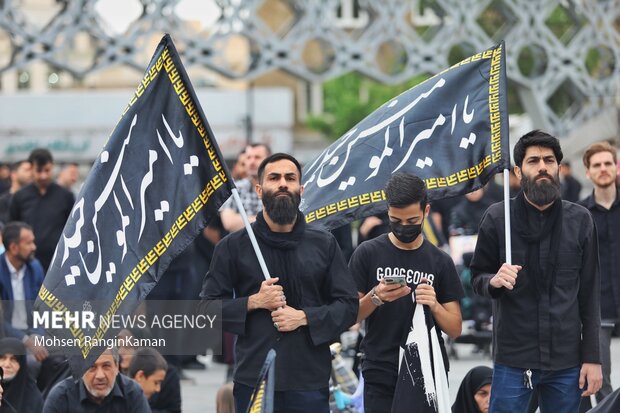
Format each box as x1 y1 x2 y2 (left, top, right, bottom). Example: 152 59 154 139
370 287 384 306
297 310 308 327
247 294 258 311
488 274 503 290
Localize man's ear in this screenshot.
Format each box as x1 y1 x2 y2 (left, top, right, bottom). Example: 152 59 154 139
134 370 146 382
299 185 304 197
514 165 522 181
7 242 18 255
255 183 263 199
423 203 430 219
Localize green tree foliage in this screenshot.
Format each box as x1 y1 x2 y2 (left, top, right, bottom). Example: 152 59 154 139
306 69 527 142
306 72 430 141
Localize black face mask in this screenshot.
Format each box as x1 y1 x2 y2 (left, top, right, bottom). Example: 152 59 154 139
390 220 423 244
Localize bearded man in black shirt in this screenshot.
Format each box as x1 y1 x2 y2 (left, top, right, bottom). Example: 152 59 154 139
200 153 358 413
350 172 464 413
471 130 602 412
9 149 74 272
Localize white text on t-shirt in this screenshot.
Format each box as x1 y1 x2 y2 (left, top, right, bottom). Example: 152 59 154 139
375 267 435 285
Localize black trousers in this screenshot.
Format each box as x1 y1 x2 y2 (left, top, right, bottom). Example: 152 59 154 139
363 369 397 413
233 382 329 413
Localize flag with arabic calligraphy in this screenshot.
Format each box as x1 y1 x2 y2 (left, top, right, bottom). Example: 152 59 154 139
300 42 509 230
247 349 276 413
392 303 450 413
33 34 233 376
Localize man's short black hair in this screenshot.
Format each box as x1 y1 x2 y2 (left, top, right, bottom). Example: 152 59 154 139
513 130 563 167
2 221 32 251
128 347 168 378
10 160 30 172
257 153 302 183
28 148 53 168
385 172 427 209
248 143 272 156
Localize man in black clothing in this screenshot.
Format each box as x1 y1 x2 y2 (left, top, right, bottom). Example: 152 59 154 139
9 149 74 272
471 130 602 412
117 330 182 413
351 172 464 413
560 161 583 202
43 348 150 412
128 347 183 413
200 153 358 413
0 160 32 225
449 187 494 236
578 141 620 402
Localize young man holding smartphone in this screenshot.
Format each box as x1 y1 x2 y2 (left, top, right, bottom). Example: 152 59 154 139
350 172 464 413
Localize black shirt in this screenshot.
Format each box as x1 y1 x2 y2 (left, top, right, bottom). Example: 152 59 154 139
43 373 150 413
578 189 620 321
471 200 601 370
449 196 494 236
561 174 583 203
9 182 74 271
0 191 12 225
349 235 464 379
149 365 181 413
431 198 456 241
200 224 358 391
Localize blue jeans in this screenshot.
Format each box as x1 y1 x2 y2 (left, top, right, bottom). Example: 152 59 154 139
233 382 329 413
489 364 581 413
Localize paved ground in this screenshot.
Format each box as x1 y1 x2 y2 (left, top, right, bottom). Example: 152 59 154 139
180 338 620 412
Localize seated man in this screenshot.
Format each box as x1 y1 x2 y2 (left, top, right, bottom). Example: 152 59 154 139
128 348 168 401
118 329 181 413
43 348 150 412
0 222 48 367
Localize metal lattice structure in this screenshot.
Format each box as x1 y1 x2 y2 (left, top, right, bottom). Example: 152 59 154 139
0 0 619 136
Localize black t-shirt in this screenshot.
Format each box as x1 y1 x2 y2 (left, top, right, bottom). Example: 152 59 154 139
349 234 464 378
9 182 75 271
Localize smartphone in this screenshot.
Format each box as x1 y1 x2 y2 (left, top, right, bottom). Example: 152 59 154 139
383 275 407 286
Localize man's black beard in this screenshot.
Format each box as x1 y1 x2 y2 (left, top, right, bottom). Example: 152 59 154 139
262 189 301 225
521 172 560 206
18 253 34 264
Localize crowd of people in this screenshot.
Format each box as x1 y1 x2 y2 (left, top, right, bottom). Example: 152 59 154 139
0 129 618 412
204 132 619 413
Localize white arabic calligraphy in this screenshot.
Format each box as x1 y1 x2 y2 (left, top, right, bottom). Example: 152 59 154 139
393 114 445 173
307 78 446 191
138 150 158 242
163 114 184 148
55 112 200 288
79 115 138 285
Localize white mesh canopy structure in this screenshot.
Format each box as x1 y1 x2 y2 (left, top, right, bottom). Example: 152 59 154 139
0 0 618 136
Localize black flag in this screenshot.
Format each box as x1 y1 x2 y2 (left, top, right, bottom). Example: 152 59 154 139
300 42 509 229
392 302 450 412
247 349 276 413
33 34 233 376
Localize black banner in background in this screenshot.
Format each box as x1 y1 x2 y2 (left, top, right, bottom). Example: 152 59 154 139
34 34 233 377
300 42 509 230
